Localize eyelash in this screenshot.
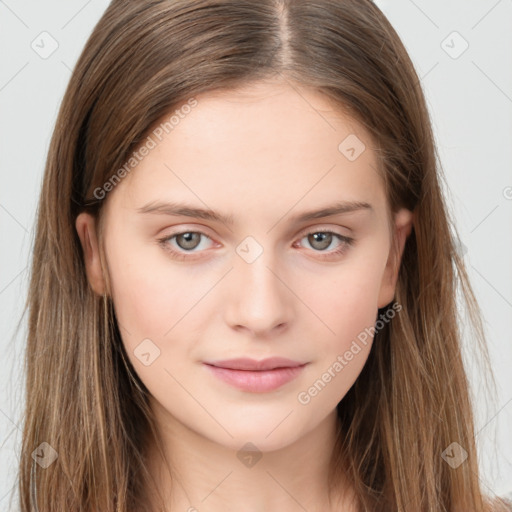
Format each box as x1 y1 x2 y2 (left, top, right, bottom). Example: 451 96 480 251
157 228 355 261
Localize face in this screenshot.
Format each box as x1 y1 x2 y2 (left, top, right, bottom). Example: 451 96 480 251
76 80 413 452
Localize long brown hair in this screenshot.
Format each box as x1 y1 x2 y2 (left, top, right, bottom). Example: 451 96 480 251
16 0 511 510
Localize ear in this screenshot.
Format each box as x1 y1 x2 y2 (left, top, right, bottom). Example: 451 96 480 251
377 208 414 309
75 212 106 296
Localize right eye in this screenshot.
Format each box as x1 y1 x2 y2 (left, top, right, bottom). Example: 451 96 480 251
157 230 216 260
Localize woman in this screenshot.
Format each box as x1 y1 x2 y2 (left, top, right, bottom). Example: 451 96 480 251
19 1 512 510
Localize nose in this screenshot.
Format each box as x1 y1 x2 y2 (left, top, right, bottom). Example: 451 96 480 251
223 250 293 337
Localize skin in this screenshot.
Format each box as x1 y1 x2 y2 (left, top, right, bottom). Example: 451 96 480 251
76 79 413 512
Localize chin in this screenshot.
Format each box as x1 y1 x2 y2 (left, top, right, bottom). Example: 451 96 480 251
204 420 305 453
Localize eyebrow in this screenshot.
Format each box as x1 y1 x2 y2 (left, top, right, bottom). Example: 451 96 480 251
136 199 373 226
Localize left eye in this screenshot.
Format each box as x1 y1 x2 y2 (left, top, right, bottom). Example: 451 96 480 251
297 231 352 252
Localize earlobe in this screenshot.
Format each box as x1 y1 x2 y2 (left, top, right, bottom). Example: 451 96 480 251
75 212 106 296
377 208 414 309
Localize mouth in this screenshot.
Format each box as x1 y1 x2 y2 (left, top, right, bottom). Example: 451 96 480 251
203 357 308 393
204 357 306 371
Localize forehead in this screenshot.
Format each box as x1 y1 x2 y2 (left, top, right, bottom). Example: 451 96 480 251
105 80 387 223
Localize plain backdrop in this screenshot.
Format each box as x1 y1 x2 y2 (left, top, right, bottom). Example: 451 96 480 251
0 0 511 509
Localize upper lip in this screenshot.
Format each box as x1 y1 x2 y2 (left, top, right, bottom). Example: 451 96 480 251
204 357 306 371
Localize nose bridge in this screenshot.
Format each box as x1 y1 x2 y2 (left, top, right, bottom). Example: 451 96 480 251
224 236 292 334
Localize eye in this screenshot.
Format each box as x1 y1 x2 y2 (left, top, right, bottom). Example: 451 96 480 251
157 230 215 260
157 228 354 261
295 229 354 259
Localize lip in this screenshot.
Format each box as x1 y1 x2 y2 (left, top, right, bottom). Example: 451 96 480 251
203 357 308 393
204 357 305 371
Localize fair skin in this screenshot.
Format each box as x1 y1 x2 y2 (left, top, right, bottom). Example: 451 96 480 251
76 79 413 512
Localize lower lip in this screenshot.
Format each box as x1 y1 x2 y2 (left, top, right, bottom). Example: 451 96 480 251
203 363 307 393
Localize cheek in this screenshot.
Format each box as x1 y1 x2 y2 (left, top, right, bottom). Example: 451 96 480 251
293 263 384 409
301 253 386 342
105 233 191 342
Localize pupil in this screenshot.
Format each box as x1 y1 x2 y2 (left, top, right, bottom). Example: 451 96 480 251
309 232 331 250
178 232 200 250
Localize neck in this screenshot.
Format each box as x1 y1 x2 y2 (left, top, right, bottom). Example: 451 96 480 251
142 400 357 512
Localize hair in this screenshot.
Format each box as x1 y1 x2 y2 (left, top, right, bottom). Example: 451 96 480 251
14 0 511 511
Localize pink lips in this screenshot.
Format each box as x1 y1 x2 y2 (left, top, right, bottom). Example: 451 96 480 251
203 357 307 393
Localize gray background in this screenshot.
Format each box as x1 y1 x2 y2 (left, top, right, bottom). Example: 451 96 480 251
1 0 511 509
